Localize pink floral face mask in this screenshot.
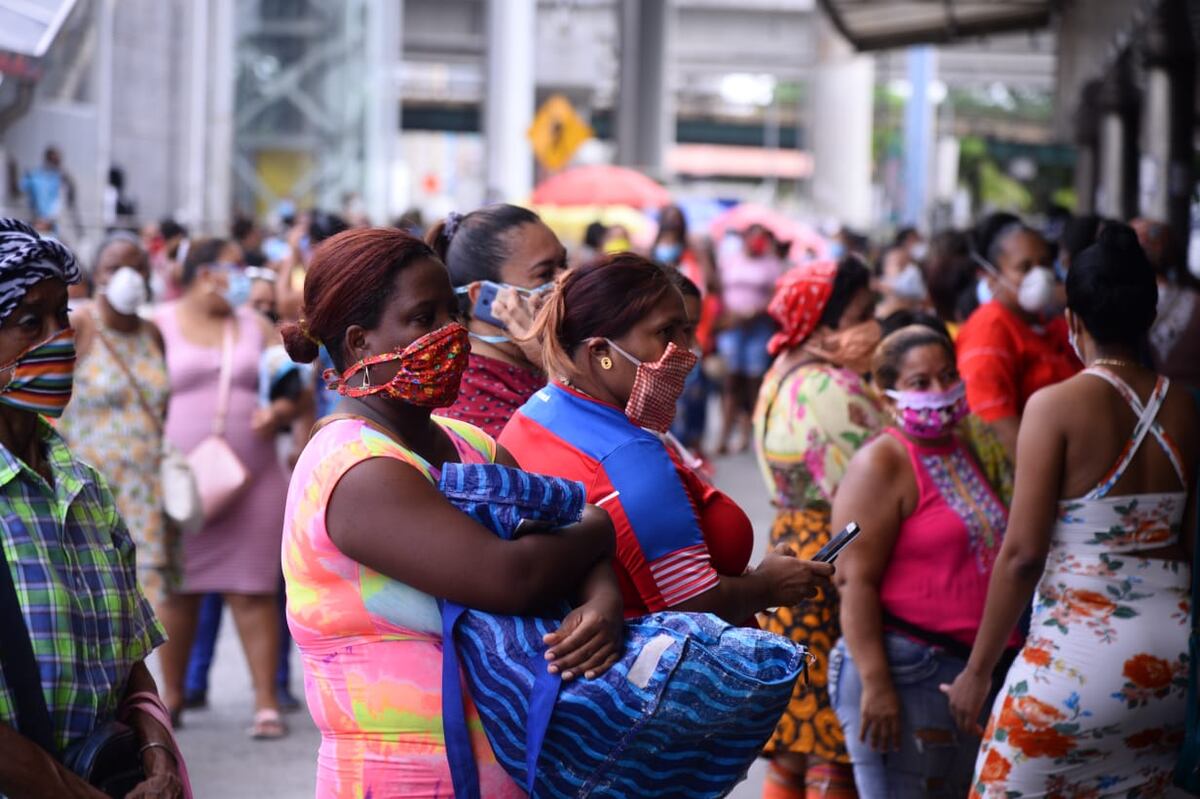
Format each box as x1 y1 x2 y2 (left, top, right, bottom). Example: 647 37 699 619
885 381 968 439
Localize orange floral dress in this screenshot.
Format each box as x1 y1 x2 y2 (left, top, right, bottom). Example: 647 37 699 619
973 369 1191 796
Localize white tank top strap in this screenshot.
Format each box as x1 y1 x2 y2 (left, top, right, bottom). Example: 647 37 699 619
1082 368 1186 498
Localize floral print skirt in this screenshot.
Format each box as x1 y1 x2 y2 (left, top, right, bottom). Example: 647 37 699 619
760 506 853 765
973 556 1190 796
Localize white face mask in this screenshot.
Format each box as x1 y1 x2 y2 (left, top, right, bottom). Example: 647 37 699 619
888 263 928 302
103 266 149 316
909 241 928 261
1016 266 1057 315
971 253 1056 315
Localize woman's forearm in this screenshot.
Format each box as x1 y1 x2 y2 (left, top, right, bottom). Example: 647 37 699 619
965 549 1042 677
503 509 615 613
838 581 894 692
123 662 177 777
577 558 622 607
0 723 105 799
671 571 772 624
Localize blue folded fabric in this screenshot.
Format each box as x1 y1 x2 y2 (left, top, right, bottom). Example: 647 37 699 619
438 462 806 799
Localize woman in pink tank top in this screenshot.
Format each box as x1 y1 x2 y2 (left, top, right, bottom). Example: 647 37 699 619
828 326 1017 797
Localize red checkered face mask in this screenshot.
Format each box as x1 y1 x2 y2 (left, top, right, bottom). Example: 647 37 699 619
605 339 698 434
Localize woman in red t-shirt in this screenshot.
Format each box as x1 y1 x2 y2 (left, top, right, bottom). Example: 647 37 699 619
958 223 1079 458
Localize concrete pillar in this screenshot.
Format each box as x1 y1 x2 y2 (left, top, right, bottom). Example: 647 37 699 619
206 0 235 235
615 0 671 176
183 0 210 231
810 16 874 231
1072 81 1102 215
902 46 936 228
365 0 402 224
484 0 535 203
1094 52 1138 220
1139 0 1194 258
94 0 115 239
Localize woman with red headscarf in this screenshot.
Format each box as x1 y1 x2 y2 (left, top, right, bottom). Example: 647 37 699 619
751 256 885 798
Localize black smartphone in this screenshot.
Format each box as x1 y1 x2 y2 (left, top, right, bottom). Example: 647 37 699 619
472 281 506 328
812 522 860 563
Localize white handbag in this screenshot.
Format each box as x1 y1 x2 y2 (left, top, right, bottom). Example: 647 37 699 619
95 322 203 533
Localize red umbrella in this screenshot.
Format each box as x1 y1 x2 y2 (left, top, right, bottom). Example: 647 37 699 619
531 165 672 209
709 203 828 263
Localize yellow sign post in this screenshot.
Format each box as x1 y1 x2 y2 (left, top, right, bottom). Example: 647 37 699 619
527 94 593 173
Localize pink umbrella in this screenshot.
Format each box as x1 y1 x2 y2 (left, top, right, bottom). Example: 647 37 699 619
531 165 672 209
709 203 828 263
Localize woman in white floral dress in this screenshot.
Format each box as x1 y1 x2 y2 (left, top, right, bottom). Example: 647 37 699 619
944 225 1197 796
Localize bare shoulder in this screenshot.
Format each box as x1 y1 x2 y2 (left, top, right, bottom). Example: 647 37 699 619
141 318 167 355
847 431 906 483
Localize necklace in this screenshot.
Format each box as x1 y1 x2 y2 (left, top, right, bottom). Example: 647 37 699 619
1092 358 1139 369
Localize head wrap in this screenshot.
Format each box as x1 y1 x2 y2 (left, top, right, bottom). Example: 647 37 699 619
766 259 837 356
0 218 81 323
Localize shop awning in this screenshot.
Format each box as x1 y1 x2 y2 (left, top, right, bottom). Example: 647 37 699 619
0 0 77 72
817 0 1054 51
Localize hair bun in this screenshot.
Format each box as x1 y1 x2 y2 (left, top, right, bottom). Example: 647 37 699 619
1096 223 1140 254
280 320 320 364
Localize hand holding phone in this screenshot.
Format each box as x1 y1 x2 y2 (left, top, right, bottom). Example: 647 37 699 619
472 281 506 328
812 522 860 564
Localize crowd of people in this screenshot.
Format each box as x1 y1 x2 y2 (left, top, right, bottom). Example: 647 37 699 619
0 182 1195 799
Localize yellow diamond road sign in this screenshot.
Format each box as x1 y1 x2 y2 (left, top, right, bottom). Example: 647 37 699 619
528 95 593 173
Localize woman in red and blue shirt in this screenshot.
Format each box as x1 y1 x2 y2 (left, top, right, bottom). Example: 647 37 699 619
501 253 832 622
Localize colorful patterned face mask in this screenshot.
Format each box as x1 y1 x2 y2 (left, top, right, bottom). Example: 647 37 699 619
606 339 698 434
885 381 968 439
327 322 470 408
0 327 77 418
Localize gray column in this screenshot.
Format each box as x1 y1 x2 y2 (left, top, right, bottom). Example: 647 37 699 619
1138 0 1194 256
365 0 402 223
615 0 671 177
206 0 235 235
1072 81 1101 215
484 0 535 203
1094 53 1138 220
810 15 874 231
183 0 210 231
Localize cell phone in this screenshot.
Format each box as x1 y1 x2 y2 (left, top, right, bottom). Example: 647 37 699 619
472 280 506 329
812 522 860 563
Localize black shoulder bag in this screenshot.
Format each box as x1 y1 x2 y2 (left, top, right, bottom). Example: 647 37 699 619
0 539 144 797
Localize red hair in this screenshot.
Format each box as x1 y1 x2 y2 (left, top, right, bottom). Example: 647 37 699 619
281 227 440 368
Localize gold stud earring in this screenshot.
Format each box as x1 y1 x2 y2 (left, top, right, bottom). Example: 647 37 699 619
599 356 613 370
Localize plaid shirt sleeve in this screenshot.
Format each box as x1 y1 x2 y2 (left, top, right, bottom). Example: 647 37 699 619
93 468 167 664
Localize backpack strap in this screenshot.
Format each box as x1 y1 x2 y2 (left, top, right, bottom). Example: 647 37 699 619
0 536 58 755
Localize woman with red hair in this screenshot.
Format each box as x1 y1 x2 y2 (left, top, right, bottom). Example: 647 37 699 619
751 256 885 798
278 227 621 797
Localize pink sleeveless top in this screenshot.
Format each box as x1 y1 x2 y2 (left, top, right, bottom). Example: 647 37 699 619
879 428 1015 648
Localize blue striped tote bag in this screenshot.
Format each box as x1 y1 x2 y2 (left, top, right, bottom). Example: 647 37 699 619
438 462 806 799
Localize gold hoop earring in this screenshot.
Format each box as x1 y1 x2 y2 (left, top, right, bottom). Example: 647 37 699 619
599 356 613 370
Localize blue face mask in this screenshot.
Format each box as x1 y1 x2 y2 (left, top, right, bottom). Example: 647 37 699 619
975 277 993 306
828 241 845 259
453 281 554 299
222 266 252 308
654 242 683 265
470 332 511 345
1053 256 1068 283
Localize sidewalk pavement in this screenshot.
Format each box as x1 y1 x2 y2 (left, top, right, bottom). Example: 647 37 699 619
157 450 772 797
